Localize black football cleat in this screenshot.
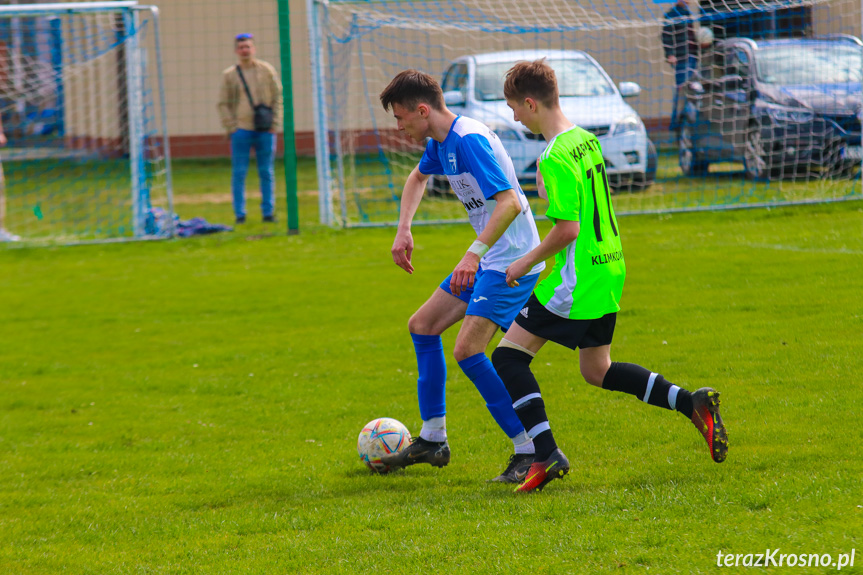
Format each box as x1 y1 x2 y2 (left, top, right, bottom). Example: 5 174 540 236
489 453 534 483
379 436 450 469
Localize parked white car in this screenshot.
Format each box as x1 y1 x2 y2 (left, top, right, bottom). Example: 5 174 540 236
430 50 657 194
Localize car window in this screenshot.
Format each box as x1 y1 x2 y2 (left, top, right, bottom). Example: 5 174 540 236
442 63 468 96
756 44 863 84
726 50 751 77
474 57 615 101
735 51 751 76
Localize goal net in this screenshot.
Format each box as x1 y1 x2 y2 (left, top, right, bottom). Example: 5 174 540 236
308 0 863 227
0 2 173 245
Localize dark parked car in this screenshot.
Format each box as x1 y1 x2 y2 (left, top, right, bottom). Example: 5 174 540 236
677 35 862 179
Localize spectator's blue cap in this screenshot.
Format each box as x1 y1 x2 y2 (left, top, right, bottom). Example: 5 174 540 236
235 33 253 41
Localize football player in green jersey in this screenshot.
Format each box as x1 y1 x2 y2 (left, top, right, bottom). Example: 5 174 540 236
490 59 729 493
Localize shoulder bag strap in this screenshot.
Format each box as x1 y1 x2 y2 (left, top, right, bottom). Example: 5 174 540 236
236 65 256 107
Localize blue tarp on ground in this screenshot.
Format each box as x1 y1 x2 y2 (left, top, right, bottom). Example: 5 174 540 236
149 208 233 238
175 217 233 238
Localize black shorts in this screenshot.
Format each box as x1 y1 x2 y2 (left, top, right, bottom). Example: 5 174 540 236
512 294 616 350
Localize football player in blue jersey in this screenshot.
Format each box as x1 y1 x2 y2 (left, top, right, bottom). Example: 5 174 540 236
377 69 545 482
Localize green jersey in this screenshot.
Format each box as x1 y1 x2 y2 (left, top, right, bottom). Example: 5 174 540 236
534 126 625 319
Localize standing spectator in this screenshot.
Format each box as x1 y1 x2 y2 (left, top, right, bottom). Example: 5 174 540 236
662 0 698 131
218 33 283 224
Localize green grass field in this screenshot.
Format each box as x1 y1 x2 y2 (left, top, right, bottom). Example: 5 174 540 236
2 162 862 573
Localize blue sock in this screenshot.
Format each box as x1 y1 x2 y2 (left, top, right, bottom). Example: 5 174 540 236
411 333 446 421
458 352 525 438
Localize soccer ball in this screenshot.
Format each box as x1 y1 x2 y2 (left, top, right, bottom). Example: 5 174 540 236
696 26 714 47
357 417 411 473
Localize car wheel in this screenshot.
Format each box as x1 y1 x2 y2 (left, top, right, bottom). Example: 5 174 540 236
631 140 658 191
743 127 770 180
678 124 708 176
426 175 451 197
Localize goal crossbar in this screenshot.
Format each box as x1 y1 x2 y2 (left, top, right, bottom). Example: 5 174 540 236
0 2 140 16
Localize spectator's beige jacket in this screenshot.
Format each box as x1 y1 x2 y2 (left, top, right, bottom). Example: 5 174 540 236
217 59 283 133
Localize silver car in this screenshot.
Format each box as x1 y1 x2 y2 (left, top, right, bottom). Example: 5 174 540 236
430 49 657 194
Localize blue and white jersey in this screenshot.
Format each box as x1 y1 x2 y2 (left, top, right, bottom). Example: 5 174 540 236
418 116 544 276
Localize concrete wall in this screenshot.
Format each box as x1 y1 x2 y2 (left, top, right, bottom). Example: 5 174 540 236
146 0 313 157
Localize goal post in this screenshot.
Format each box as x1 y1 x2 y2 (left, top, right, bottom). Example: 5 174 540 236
307 0 863 228
0 1 174 245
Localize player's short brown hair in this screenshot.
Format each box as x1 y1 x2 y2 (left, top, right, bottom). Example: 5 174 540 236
504 59 559 108
380 69 445 112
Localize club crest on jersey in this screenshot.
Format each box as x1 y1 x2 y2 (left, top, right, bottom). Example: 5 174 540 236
448 152 457 173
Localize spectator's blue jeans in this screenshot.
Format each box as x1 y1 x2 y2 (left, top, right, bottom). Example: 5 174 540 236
231 129 276 218
670 55 698 130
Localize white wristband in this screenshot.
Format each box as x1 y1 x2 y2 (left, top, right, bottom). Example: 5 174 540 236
467 240 489 258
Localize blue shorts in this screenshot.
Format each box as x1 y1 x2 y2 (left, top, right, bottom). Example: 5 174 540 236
440 267 540 331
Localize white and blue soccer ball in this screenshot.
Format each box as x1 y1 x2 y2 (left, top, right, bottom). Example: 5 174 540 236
357 417 411 473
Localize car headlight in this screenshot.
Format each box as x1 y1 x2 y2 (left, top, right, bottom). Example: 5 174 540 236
762 106 814 124
612 115 642 136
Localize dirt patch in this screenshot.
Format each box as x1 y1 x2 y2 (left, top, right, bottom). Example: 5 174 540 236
172 192 232 205
172 190 318 205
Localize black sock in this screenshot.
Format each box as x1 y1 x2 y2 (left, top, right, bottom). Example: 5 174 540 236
602 362 693 418
491 346 557 460
675 391 693 419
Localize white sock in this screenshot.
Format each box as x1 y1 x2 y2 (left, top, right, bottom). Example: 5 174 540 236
419 416 447 442
512 430 535 454
668 385 681 410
